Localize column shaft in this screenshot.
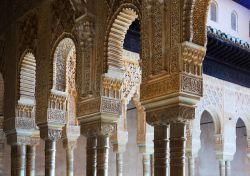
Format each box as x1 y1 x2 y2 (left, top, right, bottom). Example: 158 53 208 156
97 135 109 176
170 122 186 176
219 160 225 176
225 160 231 176
11 144 26 176
0 142 4 175
26 145 36 176
143 154 151 176
154 125 169 176
187 157 194 176
66 148 74 176
87 136 97 176
45 140 56 176
150 154 154 176
116 152 123 176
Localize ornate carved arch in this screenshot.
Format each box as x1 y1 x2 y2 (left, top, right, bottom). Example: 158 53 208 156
51 36 76 92
192 0 211 46
105 4 140 72
18 50 36 104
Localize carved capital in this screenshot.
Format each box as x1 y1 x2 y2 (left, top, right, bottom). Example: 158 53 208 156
47 129 61 141
146 105 195 125
81 122 115 138
40 125 62 142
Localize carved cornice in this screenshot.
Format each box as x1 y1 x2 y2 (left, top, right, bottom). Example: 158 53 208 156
207 26 250 51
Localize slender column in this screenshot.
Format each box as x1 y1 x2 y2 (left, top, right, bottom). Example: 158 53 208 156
225 160 231 176
143 153 151 176
150 154 154 176
116 152 123 176
26 145 36 176
45 140 56 176
97 135 109 176
0 142 4 175
66 143 75 176
154 124 169 176
11 144 26 176
170 122 186 176
219 160 225 176
187 156 194 176
87 136 97 176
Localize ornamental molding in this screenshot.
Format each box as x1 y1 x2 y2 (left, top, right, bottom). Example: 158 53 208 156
207 26 250 51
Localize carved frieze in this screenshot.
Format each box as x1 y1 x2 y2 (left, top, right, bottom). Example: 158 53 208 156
181 73 202 97
141 74 179 101
101 96 121 114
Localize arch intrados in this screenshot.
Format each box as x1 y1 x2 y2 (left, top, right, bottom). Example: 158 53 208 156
201 108 221 135
236 117 249 136
52 36 76 92
18 49 36 104
105 4 140 73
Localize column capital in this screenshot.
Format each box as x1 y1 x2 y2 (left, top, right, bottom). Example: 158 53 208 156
40 127 62 141
146 105 195 126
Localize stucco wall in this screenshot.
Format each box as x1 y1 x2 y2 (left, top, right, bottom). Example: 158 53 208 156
207 0 250 43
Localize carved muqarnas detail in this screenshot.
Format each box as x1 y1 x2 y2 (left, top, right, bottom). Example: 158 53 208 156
47 92 67 125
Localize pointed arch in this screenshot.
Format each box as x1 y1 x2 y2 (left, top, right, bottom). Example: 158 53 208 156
19 51 36 104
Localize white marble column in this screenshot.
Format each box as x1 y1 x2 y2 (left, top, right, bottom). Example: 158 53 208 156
11 144 26 176
225 160 231 176
187 156 195 176
116 152 123 176
97 135 109 176
150 154 154 176
64 141 77 176
142 153 151 176
26 145 36 176
87 135 97 176
0 141 4 175
170 122 186 176
45 140 56 176
219 160 225 176
154 125 169 176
